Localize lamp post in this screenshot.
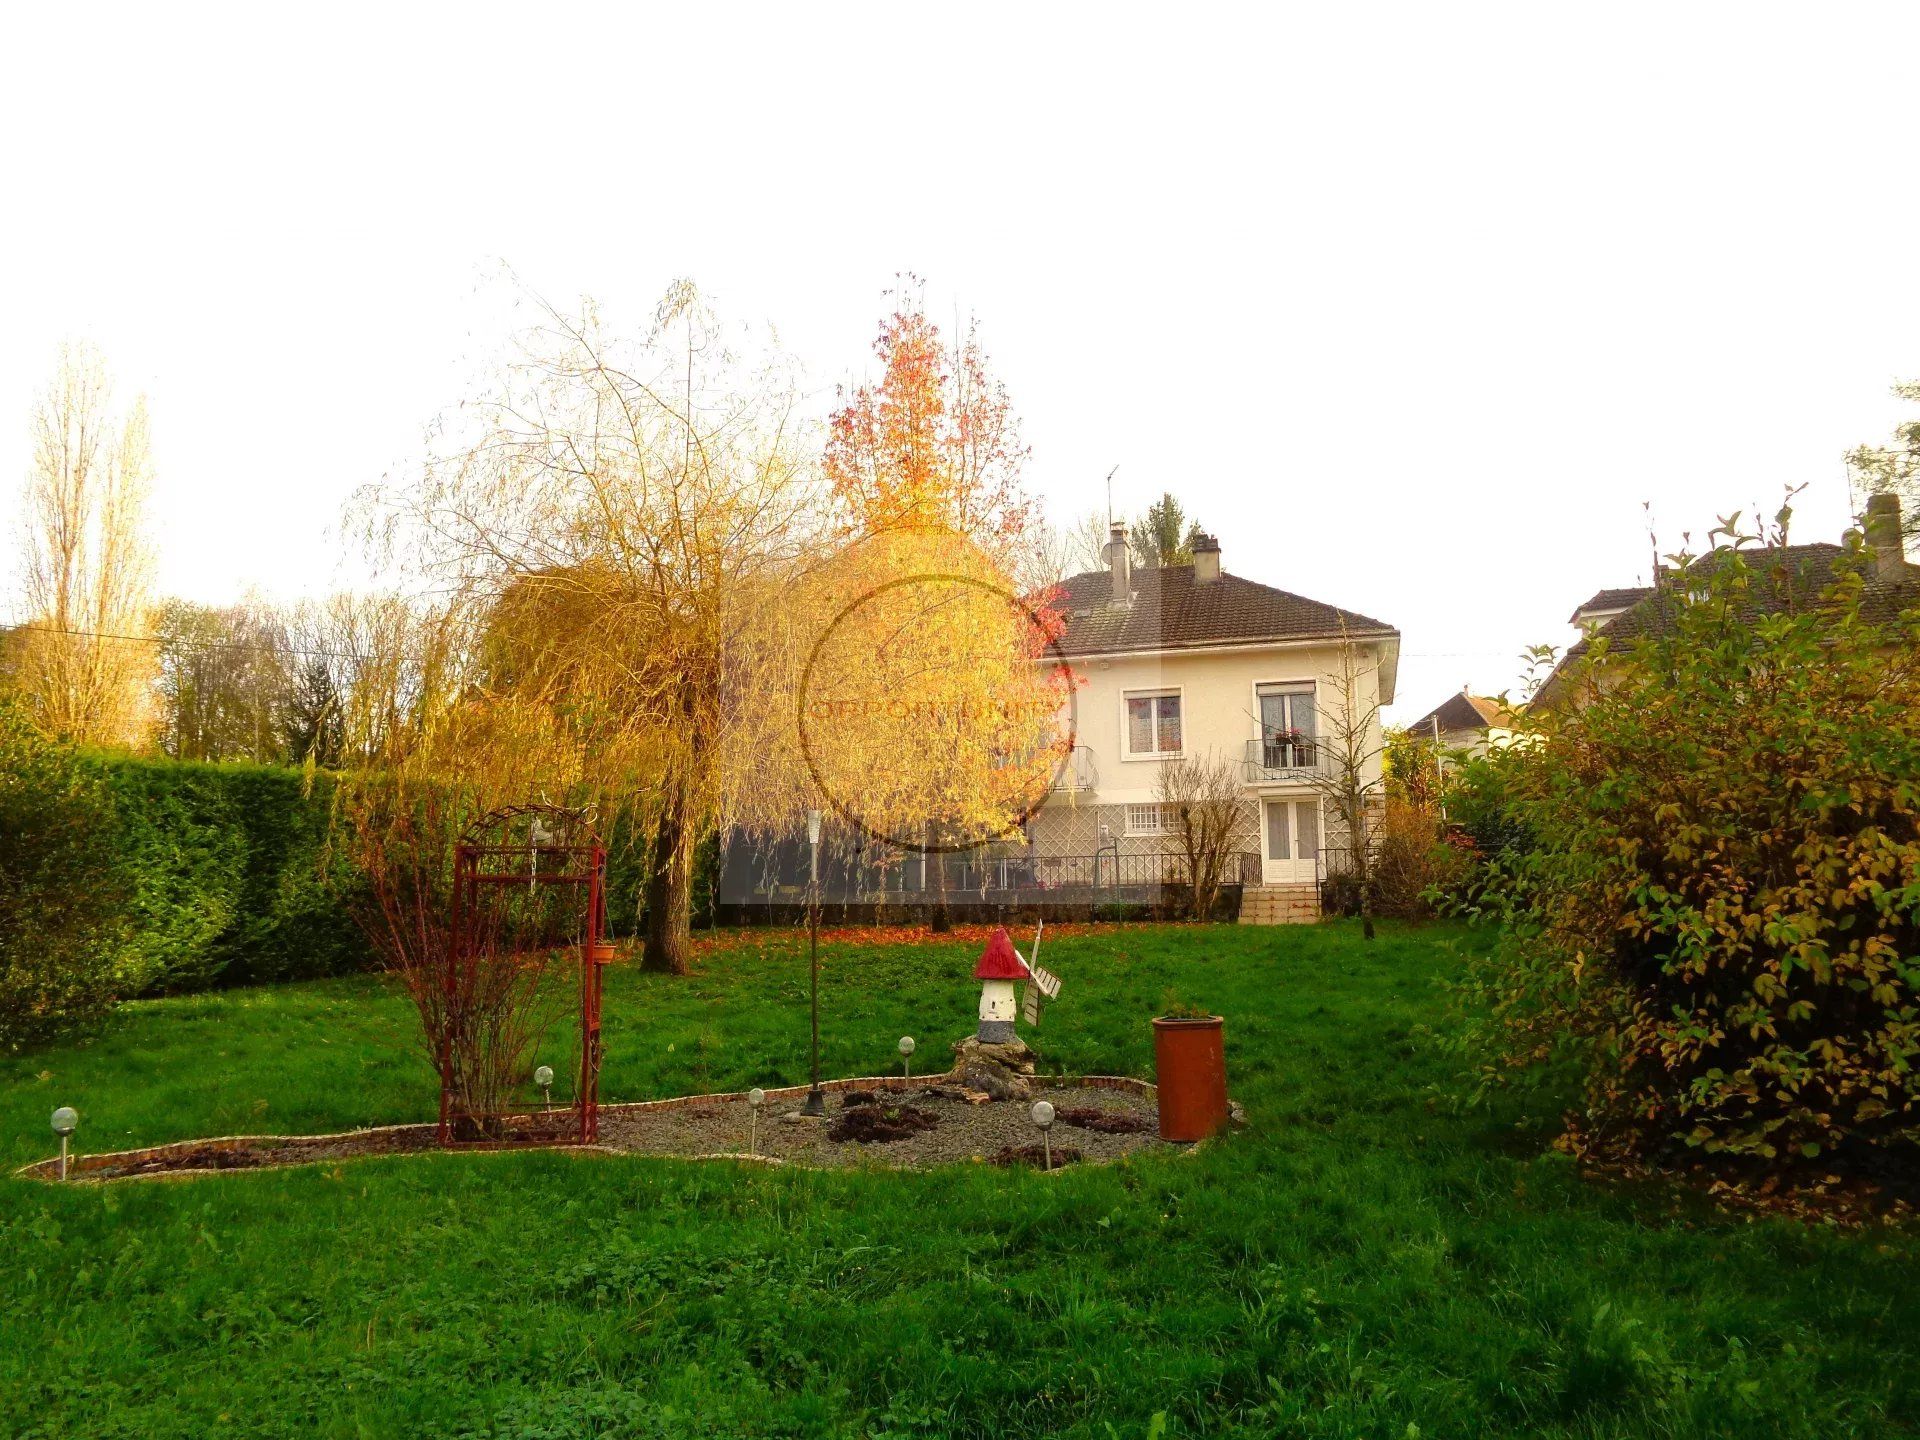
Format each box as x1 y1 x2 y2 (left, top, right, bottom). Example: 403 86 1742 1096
534 1065 554 1113
51 1107 77 1181
748 1087 765 1155
899 1035 915 1081
801 809 826 1118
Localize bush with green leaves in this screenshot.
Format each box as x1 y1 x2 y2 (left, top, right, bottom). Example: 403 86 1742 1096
0 696 128 1048
90 758 376 993
1452 525 1920 1175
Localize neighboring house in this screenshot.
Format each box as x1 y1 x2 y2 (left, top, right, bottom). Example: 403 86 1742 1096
1026 525 1400 912
1536 493 1919 709
1403 688 1516 758
717 523 1401 923
1567 586 1655 634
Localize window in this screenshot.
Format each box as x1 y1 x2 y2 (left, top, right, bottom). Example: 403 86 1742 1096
1256 683 1317 768
1124 690 1183 758
1126 803 1171 836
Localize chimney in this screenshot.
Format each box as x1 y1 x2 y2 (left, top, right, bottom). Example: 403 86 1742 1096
1192 533 1221 584
1106 521 1131 603
1866 492 1906 583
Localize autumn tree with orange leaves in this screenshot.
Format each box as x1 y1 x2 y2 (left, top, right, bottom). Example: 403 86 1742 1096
811 286 1072 926
823 283 1043 570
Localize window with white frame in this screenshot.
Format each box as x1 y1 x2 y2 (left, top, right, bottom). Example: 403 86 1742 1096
1256 682 1317 768
1124 689 1183 758
1125 802 1171 836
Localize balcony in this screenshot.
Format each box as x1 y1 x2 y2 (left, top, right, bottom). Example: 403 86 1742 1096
1244 736 1322 783
1049 743 1098 793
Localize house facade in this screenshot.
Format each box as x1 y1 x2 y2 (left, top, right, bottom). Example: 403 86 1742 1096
716 523 1400 922
1026 525 1399 902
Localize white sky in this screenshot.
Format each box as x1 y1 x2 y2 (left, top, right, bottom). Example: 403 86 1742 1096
3 3 1917 719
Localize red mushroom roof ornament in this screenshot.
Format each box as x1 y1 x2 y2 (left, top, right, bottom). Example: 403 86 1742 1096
973 926 1032 981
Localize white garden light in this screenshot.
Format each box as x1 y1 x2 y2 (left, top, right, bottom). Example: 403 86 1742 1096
51 1106 78 1181
534 1065 554 1111
747 1087 766 1155
898 1035 916 1079
1030 1099 1056 1172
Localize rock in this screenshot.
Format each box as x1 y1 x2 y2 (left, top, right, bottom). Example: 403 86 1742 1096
946 1034 1039 1102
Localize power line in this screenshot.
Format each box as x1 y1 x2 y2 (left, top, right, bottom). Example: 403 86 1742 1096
1 616 1538 670
0 617 381 665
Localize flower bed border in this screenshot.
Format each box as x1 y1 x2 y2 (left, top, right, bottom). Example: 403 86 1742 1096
13 1073 1225 1183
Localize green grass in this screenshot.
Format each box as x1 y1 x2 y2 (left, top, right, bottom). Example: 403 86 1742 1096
2 922 1915 1439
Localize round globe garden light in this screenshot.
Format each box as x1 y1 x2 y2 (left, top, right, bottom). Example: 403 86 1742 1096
898 1035 916 1080
534 1065 555 1112
1030 1099 1056 1172
747 1088 766 1155
51 1106 78 1181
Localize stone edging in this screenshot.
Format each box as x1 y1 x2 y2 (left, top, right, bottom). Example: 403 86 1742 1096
13 1074 1189 1183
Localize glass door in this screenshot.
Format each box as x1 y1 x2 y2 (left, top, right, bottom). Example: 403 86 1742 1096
1257 686 1317 771
1262 797 1322 885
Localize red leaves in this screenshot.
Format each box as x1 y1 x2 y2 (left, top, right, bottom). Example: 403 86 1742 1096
823 287 1035 569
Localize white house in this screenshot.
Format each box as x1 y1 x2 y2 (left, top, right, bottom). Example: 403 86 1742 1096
1026 524 1399 918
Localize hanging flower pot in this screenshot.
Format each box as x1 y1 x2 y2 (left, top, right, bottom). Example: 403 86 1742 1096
1151 1013 1229 1141
590 939 620 965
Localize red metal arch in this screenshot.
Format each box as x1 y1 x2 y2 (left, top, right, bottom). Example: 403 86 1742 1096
443 803 607 1145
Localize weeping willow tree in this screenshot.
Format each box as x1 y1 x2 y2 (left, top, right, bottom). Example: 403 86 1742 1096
351 279 1069 984
356 283 820 974
794 525 1073 912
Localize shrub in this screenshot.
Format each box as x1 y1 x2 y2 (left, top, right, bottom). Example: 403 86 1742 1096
89 758 373 993
0 697 127 1048
1452 524 1920 1177
1425 748 1534 914
1321 801 1460 920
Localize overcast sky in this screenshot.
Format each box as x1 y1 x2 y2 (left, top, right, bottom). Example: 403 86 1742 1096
3 4 1917 719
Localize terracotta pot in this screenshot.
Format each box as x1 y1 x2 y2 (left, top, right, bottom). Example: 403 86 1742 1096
590 940 620 966
1151 1016 1228 1141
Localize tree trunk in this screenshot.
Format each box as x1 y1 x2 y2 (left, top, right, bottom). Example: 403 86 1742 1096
930 850 952 933
1359 850 1376 941
642 788 694 975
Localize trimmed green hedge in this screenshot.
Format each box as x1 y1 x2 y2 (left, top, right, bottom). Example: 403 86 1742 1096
86 758 375 994
11 741 693 1014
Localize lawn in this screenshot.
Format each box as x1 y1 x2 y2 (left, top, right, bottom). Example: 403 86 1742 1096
2 922 1914 1439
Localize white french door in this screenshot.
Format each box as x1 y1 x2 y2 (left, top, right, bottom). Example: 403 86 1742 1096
1262 797 1321 886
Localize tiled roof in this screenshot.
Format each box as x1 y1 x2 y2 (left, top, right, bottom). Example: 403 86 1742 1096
1049 563 1396 657
1568 586 1654 625
1406 692 1513 735
1540 542 1920 702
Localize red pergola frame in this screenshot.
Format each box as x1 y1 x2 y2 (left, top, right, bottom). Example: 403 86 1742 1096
440 804 607 1146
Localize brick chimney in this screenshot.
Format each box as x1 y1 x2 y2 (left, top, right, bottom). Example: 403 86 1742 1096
1192 533 1221 584
1866 492 1906 583
1105 521 1131 603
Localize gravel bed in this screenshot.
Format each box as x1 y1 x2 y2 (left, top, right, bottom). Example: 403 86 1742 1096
38 1084 1170 1181
596 1084 1165 1169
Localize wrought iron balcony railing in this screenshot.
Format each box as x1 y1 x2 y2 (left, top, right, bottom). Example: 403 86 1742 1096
1049 743 1098 792
1244 736 1323 781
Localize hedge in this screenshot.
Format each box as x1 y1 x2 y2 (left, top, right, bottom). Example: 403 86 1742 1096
1 697 127 1047
88 759 691 996
85 758 377 994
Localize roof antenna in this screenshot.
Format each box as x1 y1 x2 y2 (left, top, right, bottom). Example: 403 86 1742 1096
1104 465 1119 526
